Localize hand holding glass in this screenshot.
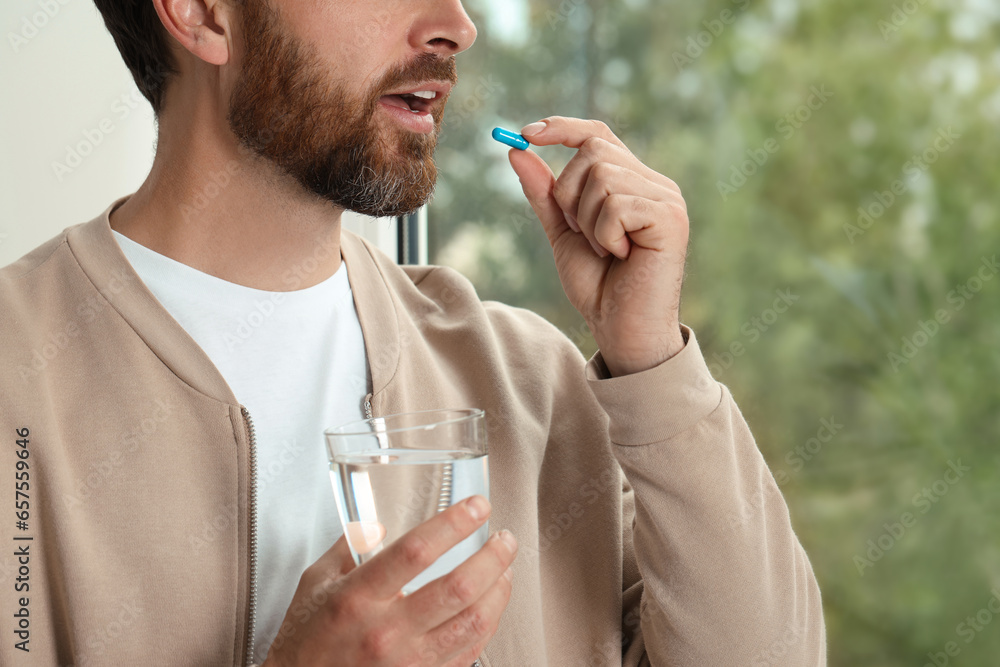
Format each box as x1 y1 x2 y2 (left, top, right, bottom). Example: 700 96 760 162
325 408 489 595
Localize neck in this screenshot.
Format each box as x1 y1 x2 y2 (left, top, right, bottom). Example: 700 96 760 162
110 102 344 292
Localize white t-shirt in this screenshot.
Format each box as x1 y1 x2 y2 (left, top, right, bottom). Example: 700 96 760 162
112 230 370 661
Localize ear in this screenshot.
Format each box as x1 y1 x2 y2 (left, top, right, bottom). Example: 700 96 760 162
153 0 233 67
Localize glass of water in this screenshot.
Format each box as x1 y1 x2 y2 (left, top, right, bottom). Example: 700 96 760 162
324 408 489 595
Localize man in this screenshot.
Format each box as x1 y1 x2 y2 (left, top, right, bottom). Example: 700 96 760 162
0 0 825 664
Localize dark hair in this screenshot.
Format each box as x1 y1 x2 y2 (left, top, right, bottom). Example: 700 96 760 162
91 1 179 115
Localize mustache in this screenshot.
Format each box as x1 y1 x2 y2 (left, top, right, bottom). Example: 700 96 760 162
373 53 458 98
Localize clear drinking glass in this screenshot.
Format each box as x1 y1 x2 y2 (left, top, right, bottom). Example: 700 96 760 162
325 408 489 595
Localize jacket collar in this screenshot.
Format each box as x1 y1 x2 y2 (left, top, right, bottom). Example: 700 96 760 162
67 194 400 406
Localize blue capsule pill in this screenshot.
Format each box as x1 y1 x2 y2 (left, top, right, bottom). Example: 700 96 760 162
492 127 529 151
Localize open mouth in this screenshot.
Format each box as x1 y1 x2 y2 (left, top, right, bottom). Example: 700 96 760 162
380 91 437 114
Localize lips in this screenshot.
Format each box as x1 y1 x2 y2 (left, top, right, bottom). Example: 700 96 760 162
379 82 452 113
381 92 436 113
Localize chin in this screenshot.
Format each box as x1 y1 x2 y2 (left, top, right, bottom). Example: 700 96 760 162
344 196 432 219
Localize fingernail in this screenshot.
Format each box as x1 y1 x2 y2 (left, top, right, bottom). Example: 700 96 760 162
503 566 514 582
467 495 490 521
361 521 384 544
566 213 581 233
498 529 518 554
520 121 546 137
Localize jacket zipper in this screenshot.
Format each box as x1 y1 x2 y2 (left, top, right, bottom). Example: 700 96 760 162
363 394 482 667
241 406 260 666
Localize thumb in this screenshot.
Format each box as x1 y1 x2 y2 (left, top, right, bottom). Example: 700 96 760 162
321 521 386 575
345 520 387 556
507 148 573 244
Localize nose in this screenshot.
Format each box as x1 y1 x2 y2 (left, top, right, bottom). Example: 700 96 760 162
409 0 478 56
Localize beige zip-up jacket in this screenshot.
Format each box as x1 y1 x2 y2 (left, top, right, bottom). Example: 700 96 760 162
0 197 825 666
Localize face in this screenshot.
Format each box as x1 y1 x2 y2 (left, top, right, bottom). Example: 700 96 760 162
227 0 474 217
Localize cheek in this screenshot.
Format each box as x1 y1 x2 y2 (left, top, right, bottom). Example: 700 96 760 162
283 1 403 89
284 0 402 48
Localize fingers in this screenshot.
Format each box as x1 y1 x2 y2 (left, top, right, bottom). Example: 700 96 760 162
422 561 514 667
592 195 677 260
401 529 518 634
509 115 687 262
512 129 661 257
291 532 365 620
576 164 670 259
308 532 365 580
507 148 576 246
520 116 629 151
351 495 491 600
552 137 634 220
522 116 669 185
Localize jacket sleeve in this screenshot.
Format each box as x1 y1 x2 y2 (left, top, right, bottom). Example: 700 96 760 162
586 325 826 666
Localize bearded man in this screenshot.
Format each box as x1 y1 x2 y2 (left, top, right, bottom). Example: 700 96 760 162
0 0 825 665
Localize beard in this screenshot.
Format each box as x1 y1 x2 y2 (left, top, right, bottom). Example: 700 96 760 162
227 0 457 217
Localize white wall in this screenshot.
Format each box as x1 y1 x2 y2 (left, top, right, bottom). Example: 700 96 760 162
0 0 395 268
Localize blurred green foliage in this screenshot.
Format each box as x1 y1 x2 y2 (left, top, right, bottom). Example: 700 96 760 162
429 0 1000 663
